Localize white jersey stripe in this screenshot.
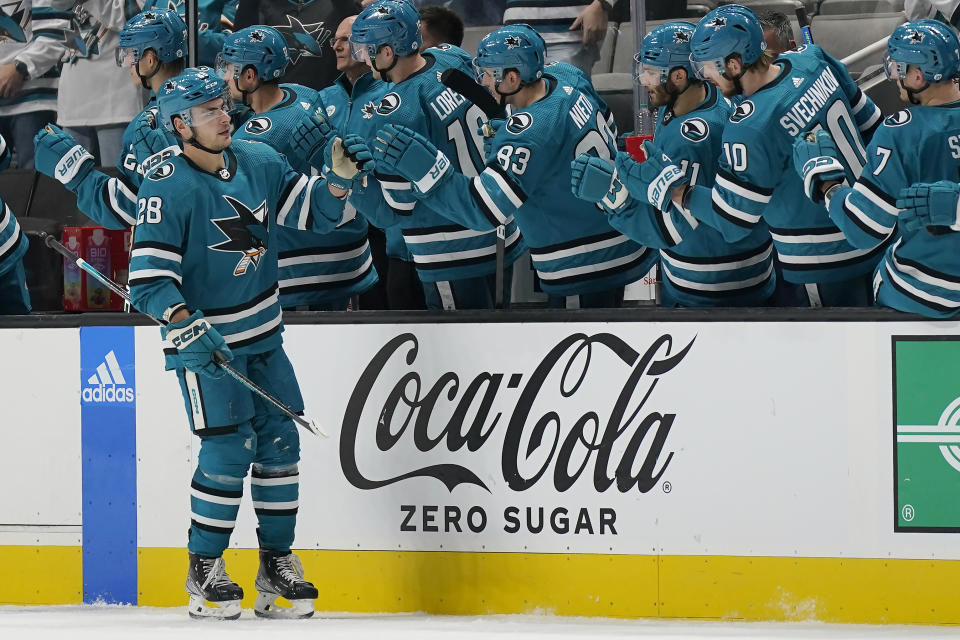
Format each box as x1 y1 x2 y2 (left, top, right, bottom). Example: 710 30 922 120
661 243 773 273
661 260 773 291
531 234 631 263
411 227 522 264
715 174 772 203
277 175 308 226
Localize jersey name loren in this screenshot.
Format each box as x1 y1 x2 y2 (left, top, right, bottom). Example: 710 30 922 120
778 65 841 136
429 87 467 121
568 92 595 130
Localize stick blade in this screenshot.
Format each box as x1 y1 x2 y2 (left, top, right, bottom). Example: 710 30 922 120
307 419 328 438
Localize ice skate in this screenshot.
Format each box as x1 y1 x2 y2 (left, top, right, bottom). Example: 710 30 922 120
185 553 243 620
253 549 318 619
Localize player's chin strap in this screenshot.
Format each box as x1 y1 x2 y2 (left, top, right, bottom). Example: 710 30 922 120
721 54 748 95
181 128 224 156
135 57 160 90
663 75 695 114
234 69 262 107
370 48 400 83
899 78 929 105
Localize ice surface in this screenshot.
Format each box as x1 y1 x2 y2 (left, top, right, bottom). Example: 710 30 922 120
1 607 958 640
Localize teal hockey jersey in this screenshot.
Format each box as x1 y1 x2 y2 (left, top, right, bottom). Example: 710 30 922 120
847 102 960 317
233 83 377 309
684 44 885 285
360 45 525 283
604 84 775 306
72 97 180 230
129 139 353 369
406 64 656 296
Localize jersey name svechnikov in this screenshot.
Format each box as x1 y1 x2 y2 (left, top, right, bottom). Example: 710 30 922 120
779 65 841 136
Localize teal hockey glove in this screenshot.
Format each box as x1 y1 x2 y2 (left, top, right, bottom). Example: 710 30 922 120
897 181 960 234
33 124 94 191
792 130 846 203
571 154 630 212
324 134 375 191
291 113 337 171
163 310 233 379
373 124 451 195
614 142 686 212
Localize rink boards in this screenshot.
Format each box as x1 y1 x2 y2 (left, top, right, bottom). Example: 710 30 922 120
3 314 960 624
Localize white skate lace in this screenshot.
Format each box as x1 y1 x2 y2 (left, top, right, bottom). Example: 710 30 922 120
275 554 306 585
200 557 236 591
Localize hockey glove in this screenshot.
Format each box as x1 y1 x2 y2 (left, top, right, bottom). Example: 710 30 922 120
33 124 95 191
163 310 233 379
373 124 452 196
792 130 846 204
291 113 337 171
896 181 960 235
479 118 505 161
324 134 375 191
615 142 687 212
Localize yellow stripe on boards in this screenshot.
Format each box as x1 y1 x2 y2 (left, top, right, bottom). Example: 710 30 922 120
0 546 82 605
134 549 960 625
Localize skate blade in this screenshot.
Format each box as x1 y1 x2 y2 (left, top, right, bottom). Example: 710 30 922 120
187 595 242 620
253 592 315 619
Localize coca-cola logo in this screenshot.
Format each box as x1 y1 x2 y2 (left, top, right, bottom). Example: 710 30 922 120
341 331 694 495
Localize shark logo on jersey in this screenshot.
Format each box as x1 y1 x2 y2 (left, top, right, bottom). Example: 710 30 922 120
884 110 913 127
209 197 269 276
506 112 533 134
361 102 376 119
730 100 755 123
244 117 273 134
376 92 402 115
680 118 710 142
148 163 175 180
274 16 330 64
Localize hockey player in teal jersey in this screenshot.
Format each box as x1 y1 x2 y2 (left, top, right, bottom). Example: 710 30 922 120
0 133 30 315
33 9 186 230
143 0 231 65
373 24 656 308
571 22 776 307
128 67 373 619
348 0 524 310
795 20 960 317
312 15 425 309
674 5 884 307
217 25 378 310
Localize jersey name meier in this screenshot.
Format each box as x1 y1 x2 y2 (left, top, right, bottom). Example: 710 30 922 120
779 65 841 136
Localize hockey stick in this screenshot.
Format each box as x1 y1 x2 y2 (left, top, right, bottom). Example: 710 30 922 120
41 231 328 438
795 7 814 45
440 68 507 309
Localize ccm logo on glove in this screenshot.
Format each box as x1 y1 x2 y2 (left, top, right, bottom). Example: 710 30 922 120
171 320 210 348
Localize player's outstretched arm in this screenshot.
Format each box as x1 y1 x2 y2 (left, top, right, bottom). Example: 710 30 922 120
570 153 696 248
34 124 137 229
373 123 520 232
897 181 960 234
273 152 372 235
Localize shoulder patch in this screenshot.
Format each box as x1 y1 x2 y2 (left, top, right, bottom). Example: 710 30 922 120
730 100 755 123
376 92 402 116
505 112 533 134
148 163 175 181
680 117 710 142
326 105 336 117
883 110 912 127
244 117 273 134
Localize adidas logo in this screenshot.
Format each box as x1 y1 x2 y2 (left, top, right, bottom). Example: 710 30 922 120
563 85 574 95
82 350 134 403
793 77 804 88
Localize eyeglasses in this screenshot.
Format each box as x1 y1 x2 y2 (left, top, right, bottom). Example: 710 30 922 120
329 36 350 48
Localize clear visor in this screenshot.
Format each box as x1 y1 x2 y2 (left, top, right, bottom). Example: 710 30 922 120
115 47 139 68
636 63 668 88
883 54 906 82
183 93 236 128
214 53 238 80
349 38 374 63
690 54 725 82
